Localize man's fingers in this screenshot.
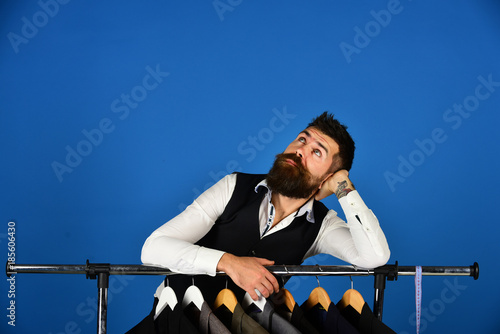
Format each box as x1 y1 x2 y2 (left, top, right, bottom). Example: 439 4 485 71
255 257 275 266
259 279 275 298
254 258 280 293
262 270 279 293
248 289 259 301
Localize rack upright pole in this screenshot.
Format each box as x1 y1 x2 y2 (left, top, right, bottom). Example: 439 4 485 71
97 272 108 334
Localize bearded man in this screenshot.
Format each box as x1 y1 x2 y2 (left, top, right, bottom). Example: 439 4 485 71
140 112 390 307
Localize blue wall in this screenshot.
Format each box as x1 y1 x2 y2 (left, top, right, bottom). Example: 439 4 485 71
1 1 499 333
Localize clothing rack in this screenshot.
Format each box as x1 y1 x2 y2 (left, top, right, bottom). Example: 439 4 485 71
5 260 479 334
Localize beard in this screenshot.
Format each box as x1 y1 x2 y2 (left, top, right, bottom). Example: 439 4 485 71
266 153 323 199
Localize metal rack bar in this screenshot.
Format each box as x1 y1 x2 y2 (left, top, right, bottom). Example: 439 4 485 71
5 262 479 278
5 261 479 334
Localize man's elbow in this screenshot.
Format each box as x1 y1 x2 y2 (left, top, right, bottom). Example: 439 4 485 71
373 249 391 268
355 249 391 269
140 238 155 265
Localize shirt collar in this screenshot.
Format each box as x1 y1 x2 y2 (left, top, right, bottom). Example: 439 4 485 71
255 179 316 223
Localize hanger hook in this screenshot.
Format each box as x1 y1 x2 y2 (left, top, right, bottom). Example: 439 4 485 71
166 276 170 287
349 276 353 290
281 265 290 286
281 265 288 287
192 276 195 286
315 264 323 287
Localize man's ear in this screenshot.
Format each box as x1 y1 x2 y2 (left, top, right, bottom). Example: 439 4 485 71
318 172 334 189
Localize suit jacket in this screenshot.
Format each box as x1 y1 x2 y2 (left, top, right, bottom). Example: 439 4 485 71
125 297 199 334
339 302 396 334
156 303 200 334
301 302 360 334
245 301 301 334
270 299 320 334
213 303 269 334
184 301 231 334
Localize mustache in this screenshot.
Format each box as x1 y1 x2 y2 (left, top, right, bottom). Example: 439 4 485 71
275 153 305 171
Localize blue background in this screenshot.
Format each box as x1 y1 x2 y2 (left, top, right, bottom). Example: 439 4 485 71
1 1 499 333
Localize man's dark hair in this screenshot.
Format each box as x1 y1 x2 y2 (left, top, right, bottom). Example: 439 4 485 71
308 111 355 171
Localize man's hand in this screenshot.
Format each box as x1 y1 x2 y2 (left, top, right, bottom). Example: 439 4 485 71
315 169 356 201
216 253 279 300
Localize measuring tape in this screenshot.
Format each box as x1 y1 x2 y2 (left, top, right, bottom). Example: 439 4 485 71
415 266 422 334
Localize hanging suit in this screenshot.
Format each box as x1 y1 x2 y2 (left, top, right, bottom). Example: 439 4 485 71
270 299 320 334
245 301 301 334
125 297 199 334
184 300 232 334
301 302 360 334
339 303 396 334
213 303 269 334
155 303 201 334
167 173 329 306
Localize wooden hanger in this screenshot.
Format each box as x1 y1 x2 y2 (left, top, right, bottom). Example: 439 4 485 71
337 289 365 314
213 288 238 313
278 288 296 313
302 286 331 311
275 269 295 312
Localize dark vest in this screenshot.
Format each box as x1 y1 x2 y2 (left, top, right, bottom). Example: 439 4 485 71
167 173 329 305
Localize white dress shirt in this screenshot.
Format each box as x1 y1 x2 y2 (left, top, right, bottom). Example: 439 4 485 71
141 173 390 276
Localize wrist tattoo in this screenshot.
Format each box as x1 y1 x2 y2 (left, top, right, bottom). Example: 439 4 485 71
335 180 354 199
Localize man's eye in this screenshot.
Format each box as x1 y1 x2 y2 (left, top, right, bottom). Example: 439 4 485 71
298 137 306 143
314 149 321 157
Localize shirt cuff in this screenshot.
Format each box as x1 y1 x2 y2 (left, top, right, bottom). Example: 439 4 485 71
338 190 369 216
193 247 226 276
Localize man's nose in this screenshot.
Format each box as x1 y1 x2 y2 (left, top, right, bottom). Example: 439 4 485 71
295 147 304 159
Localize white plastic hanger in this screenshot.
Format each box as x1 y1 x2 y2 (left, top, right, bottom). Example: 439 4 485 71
242 289 267 312
154 278 178 319
182 278 205 311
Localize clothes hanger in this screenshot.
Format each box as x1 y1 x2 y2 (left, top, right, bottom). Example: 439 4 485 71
213 279 238 313
276 270 296 313
182 277 205 311
302 274 331 311
273 288 296 313
154 277 178 319
337 276 365 314
242 289 267 312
